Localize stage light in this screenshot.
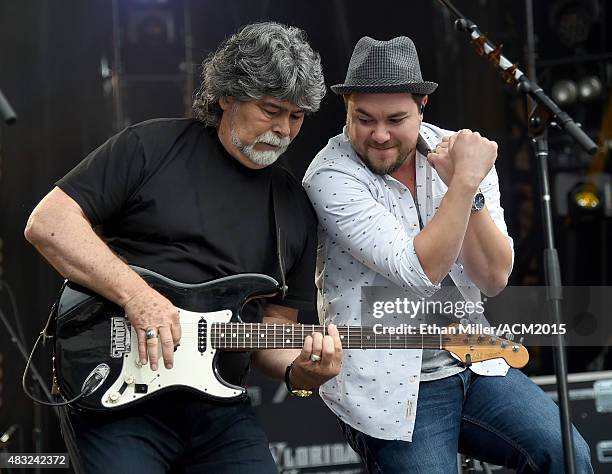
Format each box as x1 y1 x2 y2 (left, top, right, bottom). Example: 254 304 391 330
577 76 603 102
551 74 604 106
551 79 578 106
568 182 602 216
574 190 600 209
549 0 597 49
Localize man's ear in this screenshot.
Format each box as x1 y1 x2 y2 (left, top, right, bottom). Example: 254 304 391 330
420 95 429 115
219 96 233 111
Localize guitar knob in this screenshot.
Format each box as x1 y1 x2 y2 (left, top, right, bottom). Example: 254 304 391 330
500 340 508 348
109 392 120 403
125 375 135 385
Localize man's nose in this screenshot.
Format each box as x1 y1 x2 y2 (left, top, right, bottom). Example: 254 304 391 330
272 115 291 137
371 124 390 143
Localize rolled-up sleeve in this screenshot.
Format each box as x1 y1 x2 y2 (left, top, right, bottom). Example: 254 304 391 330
304 165 439 297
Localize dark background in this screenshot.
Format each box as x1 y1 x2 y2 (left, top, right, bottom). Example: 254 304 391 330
0 0 611 466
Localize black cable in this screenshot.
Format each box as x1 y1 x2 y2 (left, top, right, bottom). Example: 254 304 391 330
21 332 89 407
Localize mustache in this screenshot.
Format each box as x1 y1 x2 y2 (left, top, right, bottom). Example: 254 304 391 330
366 141 398 150
253 131 292 148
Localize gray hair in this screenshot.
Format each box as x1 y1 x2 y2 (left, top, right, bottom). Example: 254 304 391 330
193 22 326 126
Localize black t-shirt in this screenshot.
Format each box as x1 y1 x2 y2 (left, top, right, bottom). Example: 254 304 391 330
56 118 317 385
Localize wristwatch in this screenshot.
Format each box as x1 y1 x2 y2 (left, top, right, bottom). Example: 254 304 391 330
471 190 485 212
284 362 313 397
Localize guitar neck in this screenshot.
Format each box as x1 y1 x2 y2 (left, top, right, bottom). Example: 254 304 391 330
211 322 462 350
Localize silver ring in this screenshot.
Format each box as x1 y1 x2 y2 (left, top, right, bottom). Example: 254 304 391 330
310 354 321 363
145 327 158 340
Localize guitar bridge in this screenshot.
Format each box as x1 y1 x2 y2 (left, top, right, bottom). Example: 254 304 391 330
110 317 132 358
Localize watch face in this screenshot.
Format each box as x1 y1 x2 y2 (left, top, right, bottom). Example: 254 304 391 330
473 192 485 211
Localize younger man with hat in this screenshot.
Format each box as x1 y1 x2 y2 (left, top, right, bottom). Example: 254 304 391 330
303 36 592 472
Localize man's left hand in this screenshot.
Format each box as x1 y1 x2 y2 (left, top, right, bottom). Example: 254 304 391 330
289 324 342 390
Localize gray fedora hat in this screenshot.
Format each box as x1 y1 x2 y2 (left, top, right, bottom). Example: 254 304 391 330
331 36 437 95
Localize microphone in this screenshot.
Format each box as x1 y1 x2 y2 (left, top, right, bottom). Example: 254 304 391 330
417 129 442 157
417 132 432 156
453 18 475 32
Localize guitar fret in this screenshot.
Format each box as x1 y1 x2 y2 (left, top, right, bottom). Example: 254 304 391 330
209 323 486 351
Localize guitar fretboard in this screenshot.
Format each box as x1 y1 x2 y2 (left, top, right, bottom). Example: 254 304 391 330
209 323 477 350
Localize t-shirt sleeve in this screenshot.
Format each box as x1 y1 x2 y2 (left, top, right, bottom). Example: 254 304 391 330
55 128 146 226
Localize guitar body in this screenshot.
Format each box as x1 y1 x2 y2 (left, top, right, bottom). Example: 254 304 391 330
54 266 280 412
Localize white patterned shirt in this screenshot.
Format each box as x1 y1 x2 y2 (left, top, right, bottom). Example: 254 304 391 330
302 123 514 441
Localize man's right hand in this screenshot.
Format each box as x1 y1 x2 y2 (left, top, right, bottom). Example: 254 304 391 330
448 129 498 190
123 288 181 371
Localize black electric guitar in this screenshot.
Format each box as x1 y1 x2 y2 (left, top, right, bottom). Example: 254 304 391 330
52 266 529 412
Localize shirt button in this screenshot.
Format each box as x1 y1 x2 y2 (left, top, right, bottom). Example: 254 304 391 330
409 375 418 383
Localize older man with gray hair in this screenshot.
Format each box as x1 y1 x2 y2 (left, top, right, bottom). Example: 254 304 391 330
25 22 341 473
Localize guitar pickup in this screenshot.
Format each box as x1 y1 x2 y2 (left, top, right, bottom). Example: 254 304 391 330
198 318 207 353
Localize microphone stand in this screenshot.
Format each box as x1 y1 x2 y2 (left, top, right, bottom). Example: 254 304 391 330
0 306 58 442
436 2 599 473
2 88 53 473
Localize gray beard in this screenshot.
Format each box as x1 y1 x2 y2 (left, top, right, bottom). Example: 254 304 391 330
231 129 291 167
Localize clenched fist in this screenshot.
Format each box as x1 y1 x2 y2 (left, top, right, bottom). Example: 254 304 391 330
426 129 498 190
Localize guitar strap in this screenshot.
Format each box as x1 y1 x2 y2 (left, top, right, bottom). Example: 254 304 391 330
271 177 288 299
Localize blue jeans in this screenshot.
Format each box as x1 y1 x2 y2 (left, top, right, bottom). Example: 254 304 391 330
64 393 277 474
340 369 593 473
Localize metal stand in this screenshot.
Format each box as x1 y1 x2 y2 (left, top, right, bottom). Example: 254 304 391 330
0 305 58 458
528 117 577 473
436 1 600 473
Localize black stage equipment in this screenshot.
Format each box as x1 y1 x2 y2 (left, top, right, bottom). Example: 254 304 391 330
436 1 599 472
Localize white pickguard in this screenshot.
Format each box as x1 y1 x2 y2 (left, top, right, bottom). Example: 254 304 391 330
101 308 244 408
